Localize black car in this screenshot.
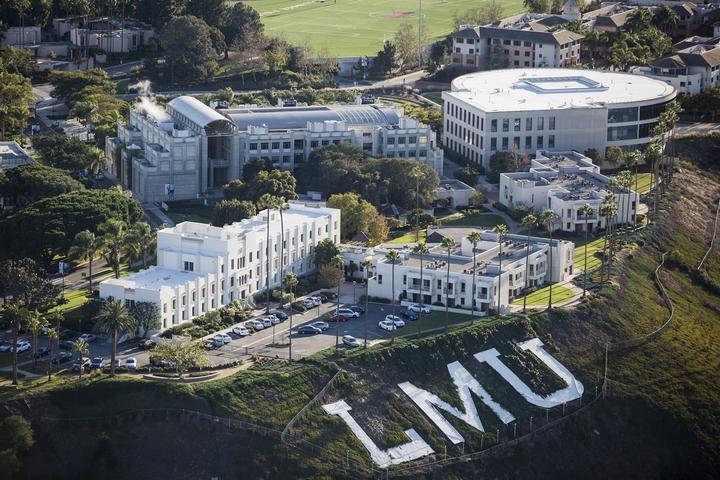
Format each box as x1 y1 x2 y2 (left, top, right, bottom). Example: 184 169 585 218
400 310 419 321
34 346 50 358
272 311 289 321
59 340 76 350
298 325 321 335
317 294 328 303
51 352 72 364
139 339 156 350
348 305 365 315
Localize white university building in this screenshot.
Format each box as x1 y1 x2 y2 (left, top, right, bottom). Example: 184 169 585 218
442 68 677 170
100 204 340 332
343 229 574 314
106 96 444 203
499 150 638 232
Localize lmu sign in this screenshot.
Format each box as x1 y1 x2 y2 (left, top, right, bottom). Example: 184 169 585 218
323 338 584 468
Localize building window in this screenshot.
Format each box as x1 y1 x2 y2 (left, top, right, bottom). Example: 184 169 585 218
525 136 532 149
502 119 509 132
272 142 280 149
549 116 556 130
513 118 520 131
490 119 497 132
260 142 269 150
607 125 638 141
548 135 555 148
378 274 383 285
608 106 639 123
183 261 194 272
513 136 520 149
249 143 258 150
525 118 532 130
490 137 497 151
537 136 544 148
502 137 508 150
537 117 544 130
283 141 291 149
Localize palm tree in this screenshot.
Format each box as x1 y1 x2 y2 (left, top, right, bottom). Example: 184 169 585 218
599 193 618 283
278 200 289 307
257 194 283 314
409 166 423 242
412 242 430 322
384 250 401 343
492 224 509 314
331 254 345 348
46 327 58 380
466 232 481 323
1 304 32 385
93 299 137 376
27 313 43 369
99 219 129 279
284 272 298 362
539 210 559 311
126 221 156 269
652 5 678 33
87 147 109 176
69 230 102 292
361 259 373 348
441 237 456 332
624 151 640 228
72 339 89 380
578 204 594 297
520 214 538 313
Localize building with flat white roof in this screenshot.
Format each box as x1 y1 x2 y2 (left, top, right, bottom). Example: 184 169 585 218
100 203 340 332
342 229 573 314
442 68 676 170
0 142 34 171
499 150 638 232
107 96 444 203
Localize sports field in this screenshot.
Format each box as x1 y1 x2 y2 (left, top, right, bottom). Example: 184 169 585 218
242 0 524 56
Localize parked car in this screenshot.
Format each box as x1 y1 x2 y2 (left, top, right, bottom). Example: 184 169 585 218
124 357 138 370
385 315 405 328
310 321 330 331
266 315 281 325
298 325 322 335
34 346 50 358
150 356 176 368
72 358 91 372
15 341 31 353
40 323 52 335
348 305 365 315
139 339 156 350
336 308 360 318
0 341 12 352
328 314 349 322
407 303 431 314
342 335 360 348
308 296 322 306
232 325 250 336
59 340 75 350
202 340 218 350
246 319 264 331
400 310 419 321
77 333 97 343
59 329 75 340
302 299 316 308
378 320 397 332
272 311 289 321
214 333 232 345
51 351 72 364
262 318 273 328
90 357 104 369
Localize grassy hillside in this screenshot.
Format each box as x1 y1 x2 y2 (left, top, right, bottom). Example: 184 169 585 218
242 0 525 56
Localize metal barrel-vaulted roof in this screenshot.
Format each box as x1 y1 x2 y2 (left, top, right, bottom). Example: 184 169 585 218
167 96 234 132
221 104 400 131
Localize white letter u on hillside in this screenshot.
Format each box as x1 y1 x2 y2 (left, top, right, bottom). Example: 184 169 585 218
474 338 584 408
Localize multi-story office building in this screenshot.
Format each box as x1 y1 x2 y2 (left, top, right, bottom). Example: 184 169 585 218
351 230 574 314
442 68 676 170
499 150 638 232
99 203 340 332
106 96 444 203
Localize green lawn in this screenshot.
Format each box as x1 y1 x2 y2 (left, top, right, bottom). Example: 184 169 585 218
165 204 213 224
511 284 575 306
394 310 489 337
440 212 507 228
421 91 443 105
387 230 426 244
573 237 605 272
243 0 525 56
50 289 93 314
633 173 654 195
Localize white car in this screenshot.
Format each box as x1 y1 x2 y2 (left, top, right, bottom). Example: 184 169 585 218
407 304 431 314
16 341 31 353
124 357 137 369
302 299 316 308
385 315 405 328
214 333 232 344
308 296 322 306
378 320 397 331
267 315 281 325
232 326 250 336
78 333 97 343
246 320 264 330
262 318 273 328
342 335 360 348
336 308 360 318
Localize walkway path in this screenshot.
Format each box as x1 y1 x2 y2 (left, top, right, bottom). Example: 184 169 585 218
142 203 175 228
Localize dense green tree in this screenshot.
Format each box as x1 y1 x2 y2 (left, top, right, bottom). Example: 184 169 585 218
126 221 155 268
524 0 551 13
0 415 34 475
314 238 341 268
160 15 218 81
32 135 109 172
1 47 35 77
99 218 128 279
393 23 422 68
488 150 529 182
0 71 32 140
407 209 435 229
454 166 480 186
48 68 115 109
607 28 671 71
452 2 503 30
93 299 136 376
404 104 442 133
222 179 246 200
326 192 388 244
68 230 101 292
151 339 209 377
184 0 226 27
220 2 263 52
0 163 84 208
374 40 396 75
130 301 161 337
133 0 182 29
0 188 143 267
212 199 256 227
245 169 298 203
242 158 273 182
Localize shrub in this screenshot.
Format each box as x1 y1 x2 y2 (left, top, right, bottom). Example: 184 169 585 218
359 295 391 304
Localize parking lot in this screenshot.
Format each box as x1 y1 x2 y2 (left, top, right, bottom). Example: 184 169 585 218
0 299 437 370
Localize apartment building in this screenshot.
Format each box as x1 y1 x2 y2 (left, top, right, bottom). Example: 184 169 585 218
99 203 340 332
442 68 676 170
631 36 720 94
353 229 573 314
106 96 444 203
499 150 638 232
